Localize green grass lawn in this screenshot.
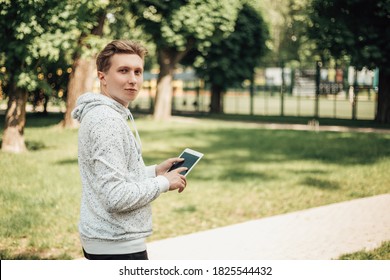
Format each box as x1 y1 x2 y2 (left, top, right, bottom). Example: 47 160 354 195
338 241 390 260
0 112 389 259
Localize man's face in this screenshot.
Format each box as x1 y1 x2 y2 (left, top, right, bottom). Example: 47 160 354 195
98 53 144 107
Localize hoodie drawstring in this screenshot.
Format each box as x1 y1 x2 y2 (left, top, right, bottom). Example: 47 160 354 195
128 111 142 156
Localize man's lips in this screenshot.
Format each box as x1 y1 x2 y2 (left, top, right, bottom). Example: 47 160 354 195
125 88 137 92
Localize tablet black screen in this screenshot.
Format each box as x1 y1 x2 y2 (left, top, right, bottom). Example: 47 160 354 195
168 152 199 175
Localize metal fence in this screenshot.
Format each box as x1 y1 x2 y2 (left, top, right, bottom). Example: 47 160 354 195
131 67 378 120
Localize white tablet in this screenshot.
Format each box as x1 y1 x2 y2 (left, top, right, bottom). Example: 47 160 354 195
168 148 204 176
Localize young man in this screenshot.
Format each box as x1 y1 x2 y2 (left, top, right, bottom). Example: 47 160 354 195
72 40 187 260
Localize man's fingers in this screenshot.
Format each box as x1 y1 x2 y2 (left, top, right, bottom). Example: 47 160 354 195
178 179 186 193
175 167 188 174
171 157 184 164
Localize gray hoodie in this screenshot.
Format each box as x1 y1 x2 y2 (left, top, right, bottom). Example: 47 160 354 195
72 92 169 254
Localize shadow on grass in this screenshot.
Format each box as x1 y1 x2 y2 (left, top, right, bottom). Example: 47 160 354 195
199 128 390 166
174 205 197 214
139 126 390 193
0 139 47 151
56 158 78 165
25 112 64 128
301 177 340 190
142 125 390 185
26 140 46 151
0 112 64 130
218 168 277 183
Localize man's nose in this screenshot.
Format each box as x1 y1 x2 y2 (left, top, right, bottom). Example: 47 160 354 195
128 72 137 83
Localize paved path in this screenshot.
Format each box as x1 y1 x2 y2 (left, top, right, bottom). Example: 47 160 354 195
248 122 390 134
147 194 390 260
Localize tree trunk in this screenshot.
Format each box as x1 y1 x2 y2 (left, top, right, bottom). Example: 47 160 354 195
375 68 390 124
210 83 224 114
1 82 28 153
62 12 105 128
152 39 195 120
62 57 96 128
153 50 175 120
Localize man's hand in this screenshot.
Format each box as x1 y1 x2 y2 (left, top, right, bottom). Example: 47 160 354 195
156 157 188 193
156 157 184 176
163 167 188 193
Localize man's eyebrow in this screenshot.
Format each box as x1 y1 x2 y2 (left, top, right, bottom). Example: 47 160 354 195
117 65 143 69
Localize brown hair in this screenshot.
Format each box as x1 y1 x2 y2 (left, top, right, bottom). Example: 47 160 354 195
96 40 148 73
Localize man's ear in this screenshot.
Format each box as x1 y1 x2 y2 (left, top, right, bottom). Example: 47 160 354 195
98 71 106 85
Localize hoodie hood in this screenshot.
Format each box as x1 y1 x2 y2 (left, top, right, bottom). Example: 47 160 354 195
72 92 130 123
72 92 143 154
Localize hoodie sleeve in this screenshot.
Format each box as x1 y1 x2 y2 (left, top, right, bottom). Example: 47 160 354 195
89 116 165 213
145 165 157 177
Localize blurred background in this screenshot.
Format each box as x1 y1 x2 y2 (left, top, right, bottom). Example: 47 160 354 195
1 0 389 152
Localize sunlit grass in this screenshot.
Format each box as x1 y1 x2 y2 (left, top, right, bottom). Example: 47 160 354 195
0 113 389 259
338 241 390 260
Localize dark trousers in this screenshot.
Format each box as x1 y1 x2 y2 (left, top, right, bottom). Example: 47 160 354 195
83 248 148 260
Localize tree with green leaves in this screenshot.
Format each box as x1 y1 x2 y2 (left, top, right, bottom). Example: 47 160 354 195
308 0 390 123
62 0 158 127
254 0 313 68
184 3 269 113
62 1 164 127
0 0 73 152
129 0 241 120
61 1 111 128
